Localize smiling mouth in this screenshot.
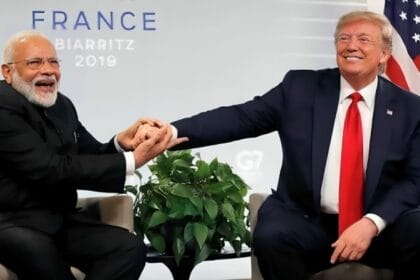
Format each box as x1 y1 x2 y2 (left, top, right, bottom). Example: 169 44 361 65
35 80 55 87
34 79 56 92
344 56 363 61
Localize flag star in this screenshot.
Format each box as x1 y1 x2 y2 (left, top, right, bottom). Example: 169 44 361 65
416 0 420 7
402 0 408 2
413 33 420 43
414 15 420 24
400 11 408 21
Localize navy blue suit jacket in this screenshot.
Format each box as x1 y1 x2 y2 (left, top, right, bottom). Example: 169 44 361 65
173 68 420 224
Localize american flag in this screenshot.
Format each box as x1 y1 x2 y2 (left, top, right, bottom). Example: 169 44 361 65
382 0 420 94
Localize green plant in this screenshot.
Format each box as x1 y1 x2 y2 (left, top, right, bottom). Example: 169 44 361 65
125 149 251 266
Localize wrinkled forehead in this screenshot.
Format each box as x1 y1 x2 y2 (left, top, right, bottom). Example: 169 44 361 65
13 36 57 61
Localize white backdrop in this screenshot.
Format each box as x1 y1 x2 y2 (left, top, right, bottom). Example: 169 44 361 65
1 0 369 279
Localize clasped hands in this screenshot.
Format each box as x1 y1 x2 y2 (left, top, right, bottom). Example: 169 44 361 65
117 118 188 168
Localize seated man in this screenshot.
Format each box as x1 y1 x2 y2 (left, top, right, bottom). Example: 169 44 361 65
138 10 420 280
0 30 185 279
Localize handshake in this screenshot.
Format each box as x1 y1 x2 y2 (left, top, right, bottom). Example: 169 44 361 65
116 118 188 168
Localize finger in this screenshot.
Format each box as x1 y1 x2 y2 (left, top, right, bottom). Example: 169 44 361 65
339 246 351 260
330 242 345 264
348 250 360 261
140 118 165 128
152 119 165 128
167 137 189 149
159 126 174 145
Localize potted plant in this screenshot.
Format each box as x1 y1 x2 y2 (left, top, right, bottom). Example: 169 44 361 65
125 149 251 266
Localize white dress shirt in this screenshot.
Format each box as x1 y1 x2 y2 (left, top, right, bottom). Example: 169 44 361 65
320 76 386 233
113 137 136 184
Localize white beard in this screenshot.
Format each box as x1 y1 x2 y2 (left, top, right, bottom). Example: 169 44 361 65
11 72 58 108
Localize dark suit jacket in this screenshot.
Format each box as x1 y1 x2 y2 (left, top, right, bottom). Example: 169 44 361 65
173 68 420 225
0 80 126 232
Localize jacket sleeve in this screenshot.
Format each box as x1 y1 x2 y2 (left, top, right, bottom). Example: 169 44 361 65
0 102 126 193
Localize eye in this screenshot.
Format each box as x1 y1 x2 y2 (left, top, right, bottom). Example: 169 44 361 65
338 35 350 43
48 58 60 68
26 58 43 68
358 36 371 44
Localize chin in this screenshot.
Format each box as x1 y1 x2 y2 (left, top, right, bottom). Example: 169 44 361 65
32 90 58 107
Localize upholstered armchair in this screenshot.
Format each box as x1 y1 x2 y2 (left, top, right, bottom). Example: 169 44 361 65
0 195 134 280
248 192 393 280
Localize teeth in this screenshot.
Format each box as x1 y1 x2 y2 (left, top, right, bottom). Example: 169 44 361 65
345 56 361 60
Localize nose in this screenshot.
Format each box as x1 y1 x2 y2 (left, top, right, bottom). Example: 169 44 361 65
345 37 359 51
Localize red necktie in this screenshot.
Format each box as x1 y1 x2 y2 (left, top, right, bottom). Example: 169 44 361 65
339 92 364 235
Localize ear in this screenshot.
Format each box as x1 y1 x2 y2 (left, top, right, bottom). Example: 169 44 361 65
1 64 13 84
379 48 392 65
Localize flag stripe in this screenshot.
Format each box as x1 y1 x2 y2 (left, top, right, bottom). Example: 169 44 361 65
386 56 409 91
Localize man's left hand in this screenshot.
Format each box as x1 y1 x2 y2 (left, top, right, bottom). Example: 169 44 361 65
330 217 378 264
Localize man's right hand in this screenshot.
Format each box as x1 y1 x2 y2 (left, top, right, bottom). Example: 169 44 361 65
116 118 165 151
132 124 173 168
133 122 188 151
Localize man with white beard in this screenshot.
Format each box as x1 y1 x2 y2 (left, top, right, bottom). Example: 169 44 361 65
0 31 186 280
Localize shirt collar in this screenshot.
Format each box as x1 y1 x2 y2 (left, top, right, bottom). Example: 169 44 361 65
339 76 377 110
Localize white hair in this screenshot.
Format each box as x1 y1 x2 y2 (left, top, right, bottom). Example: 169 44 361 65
3 30 50 64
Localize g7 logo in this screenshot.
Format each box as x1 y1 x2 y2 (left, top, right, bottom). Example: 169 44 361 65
235 150 263 171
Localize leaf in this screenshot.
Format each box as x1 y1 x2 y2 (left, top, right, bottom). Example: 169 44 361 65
148 210 168 228
190 196 203 214
221 183 234 193
147 197 162 210
148 232 166 253
204 199 218 219
166 195 185 218
171 183 193 198
184 202 200 216
192 222 208 249
228 192 244 204
222 202 237 224
194 243 212 265
216 221 232 238
195 160 211 179
209 158 220 173
172 159 192 169
184 222 194 243
234 218 247 237
167 205 185 219
207 182 226 194
230 239 242 255
231 175 250 196
173 237 186 266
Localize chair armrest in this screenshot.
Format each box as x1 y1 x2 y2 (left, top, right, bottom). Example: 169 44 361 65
0 264 17 280
76 194 134 232
249 193 269 233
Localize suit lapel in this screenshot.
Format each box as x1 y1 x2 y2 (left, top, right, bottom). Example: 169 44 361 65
312 70 340 208
364 78 396 206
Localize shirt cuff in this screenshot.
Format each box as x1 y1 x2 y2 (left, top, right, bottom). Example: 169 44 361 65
114 135 125 152
171 125 178 140
123 151 136 176
364 213 387 235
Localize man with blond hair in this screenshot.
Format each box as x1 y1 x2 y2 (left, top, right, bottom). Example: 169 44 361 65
164 10 420 279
